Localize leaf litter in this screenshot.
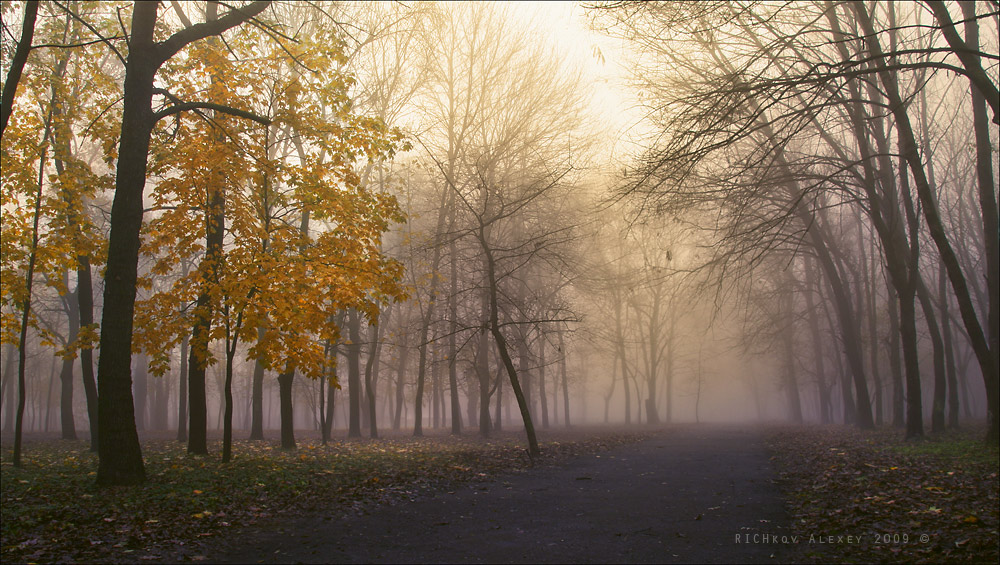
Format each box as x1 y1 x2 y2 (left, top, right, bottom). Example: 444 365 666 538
1 428 651 563
765 424 998 564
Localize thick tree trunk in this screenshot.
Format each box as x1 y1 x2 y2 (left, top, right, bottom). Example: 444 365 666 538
95 0 270 485
94 4 160 483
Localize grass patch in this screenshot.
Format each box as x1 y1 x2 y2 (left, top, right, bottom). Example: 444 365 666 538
889 435 999 467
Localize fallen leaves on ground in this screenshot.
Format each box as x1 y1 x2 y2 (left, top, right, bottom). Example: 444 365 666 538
1 428 651 563
766 424 998 564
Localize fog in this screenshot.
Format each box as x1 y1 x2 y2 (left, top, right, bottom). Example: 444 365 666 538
1 0 996 460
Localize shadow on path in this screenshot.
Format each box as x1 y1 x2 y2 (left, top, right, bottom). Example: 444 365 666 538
215 425 791 564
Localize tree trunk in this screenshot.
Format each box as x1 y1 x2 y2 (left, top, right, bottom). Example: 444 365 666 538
538 331 549 429
480 227 538 457
448 238 462 435
915 276 947 433
0 0 38 138
939 266 960 428
249 328 266 440
347 309 362 438
278 370 295 449
176 335 188 442
805 258 832 424
854 2 998 442
782 268 803 424
364 317 382 439
60 287 81 440
133 354 148 432
393 335 408 431
559 329 570 427
222 344 237 462
961 0 999 440
95 0 270 486
886 282 905 427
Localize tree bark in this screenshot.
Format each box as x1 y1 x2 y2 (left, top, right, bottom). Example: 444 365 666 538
176 335 188 442
95 0 270 486
249 330 266 440
347 309 362 438
854 2 997 441
278 370 295 449
0 0 38 139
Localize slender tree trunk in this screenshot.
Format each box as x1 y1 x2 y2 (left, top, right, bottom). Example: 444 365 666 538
805 258 832 424
347 309 362 438
782 268 803 423
940 266 960 428
393 336 408 431
133 355 148 432
278 370 295 449
0 0 38 139
480 227 538 457
961 0 999 440
559 329 570 427
76 255 98 450
222 343 236 462
364 316 383 439
538 331 549 429
176 335 188 442
854 2 998 442
448 239 462 435
249 329 266 440
15 100 56 467
60 288 80 440
886 282 905 427
915 276 947 433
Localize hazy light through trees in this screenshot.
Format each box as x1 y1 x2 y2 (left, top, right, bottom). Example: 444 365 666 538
1 1 996 484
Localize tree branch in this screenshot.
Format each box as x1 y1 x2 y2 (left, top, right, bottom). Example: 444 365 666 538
1 0 39 139
152 101 271 125
155 0 271 65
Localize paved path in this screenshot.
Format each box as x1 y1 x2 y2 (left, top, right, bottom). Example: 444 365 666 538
216 426 792 564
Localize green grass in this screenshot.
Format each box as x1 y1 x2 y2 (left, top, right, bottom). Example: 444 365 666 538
889 434 1000 467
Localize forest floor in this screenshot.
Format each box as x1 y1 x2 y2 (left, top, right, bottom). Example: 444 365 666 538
1 423 997 564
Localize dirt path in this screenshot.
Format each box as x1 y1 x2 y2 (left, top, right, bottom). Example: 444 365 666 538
213 426 792 564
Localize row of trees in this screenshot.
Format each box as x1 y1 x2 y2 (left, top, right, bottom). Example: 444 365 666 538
592 0 998 441
3 0 995 491
1 1 618 486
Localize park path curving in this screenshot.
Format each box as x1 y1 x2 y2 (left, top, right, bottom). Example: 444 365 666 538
214 426 792 564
